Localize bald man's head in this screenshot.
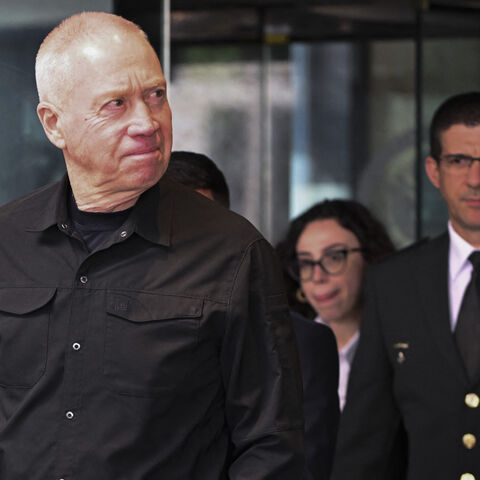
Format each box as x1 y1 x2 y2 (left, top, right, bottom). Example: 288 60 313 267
35 12 172 212
35 12 148 107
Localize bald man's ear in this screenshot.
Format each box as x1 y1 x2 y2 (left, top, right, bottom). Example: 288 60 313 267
37 102 66 150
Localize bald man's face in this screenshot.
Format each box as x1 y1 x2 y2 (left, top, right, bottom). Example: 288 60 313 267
44 30 172 201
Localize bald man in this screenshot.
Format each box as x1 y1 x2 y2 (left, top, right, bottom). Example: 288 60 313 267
0 12 304 479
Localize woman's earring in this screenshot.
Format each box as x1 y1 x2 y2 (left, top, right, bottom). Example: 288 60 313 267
296 288 307 303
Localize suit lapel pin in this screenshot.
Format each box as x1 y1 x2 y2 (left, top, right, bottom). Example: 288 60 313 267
393 342 409 364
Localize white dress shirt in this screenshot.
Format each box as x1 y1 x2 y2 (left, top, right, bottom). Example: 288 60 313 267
314 316 359 410
448 221 480 331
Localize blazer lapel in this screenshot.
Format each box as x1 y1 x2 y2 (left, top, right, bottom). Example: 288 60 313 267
418 232 469 383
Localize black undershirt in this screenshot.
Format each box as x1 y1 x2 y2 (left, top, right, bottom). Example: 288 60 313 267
68 194 132 251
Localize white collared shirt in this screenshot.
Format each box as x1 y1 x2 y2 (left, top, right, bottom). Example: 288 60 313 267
448 221 480 331
314 316 359 410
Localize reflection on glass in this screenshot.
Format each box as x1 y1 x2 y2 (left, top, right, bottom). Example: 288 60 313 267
290 41 416 247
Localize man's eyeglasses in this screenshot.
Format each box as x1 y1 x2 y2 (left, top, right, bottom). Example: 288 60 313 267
439 155 480 173
288 247 364 281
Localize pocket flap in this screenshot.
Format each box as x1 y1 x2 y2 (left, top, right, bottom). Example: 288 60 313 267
0 287 56 315
107 292 203 323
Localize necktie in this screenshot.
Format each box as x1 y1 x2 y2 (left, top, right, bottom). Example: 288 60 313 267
455 251 480 382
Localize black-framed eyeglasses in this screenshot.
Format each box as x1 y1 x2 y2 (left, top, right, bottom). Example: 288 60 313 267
288 247 364 281
439 154 480 173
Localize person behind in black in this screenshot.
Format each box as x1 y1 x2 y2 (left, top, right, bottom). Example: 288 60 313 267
0 11 305 479
165 150 230 208
276 199 395 478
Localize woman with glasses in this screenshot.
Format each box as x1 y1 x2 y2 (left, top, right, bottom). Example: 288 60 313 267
277 199 395 410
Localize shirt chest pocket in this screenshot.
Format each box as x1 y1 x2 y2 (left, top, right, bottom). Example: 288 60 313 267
0 287 56 388
104 292 203 397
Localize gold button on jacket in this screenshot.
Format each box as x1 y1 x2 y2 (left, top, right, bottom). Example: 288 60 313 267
463 434 477 450
465 393 480 408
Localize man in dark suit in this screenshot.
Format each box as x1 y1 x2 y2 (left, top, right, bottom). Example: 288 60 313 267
331 91 480 480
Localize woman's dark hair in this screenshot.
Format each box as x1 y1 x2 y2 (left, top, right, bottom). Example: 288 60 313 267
276 199 395 318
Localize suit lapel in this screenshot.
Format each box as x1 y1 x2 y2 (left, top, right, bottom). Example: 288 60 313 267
417 232 469 384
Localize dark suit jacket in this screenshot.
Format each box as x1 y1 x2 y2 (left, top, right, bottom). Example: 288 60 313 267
291 312 340 480
331 232 480 479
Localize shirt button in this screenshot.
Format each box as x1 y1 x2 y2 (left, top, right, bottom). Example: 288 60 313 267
79 275 88 284
65 411 74 420
120 230 128 238
60 223 69 230
72 343 81 351
465 393 480 408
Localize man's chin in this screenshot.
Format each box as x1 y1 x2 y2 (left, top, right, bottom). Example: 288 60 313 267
129 161 166 189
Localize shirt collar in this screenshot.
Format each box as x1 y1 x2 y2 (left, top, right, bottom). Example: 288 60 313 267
130 177 172 246
314 315 359 363
448 221 477 282
25 174 70 232
25 174 173 247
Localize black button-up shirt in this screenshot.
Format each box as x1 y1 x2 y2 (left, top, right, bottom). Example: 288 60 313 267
0 176 304 479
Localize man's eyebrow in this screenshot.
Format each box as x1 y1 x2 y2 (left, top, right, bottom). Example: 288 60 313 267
145 79 167 90
444 154 480 160
93 80 167 105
